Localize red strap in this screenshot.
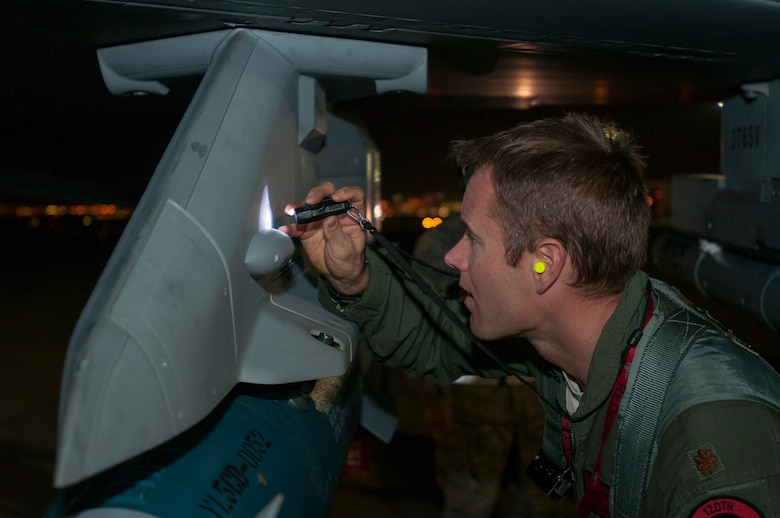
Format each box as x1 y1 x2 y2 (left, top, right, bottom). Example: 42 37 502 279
562 292 654 518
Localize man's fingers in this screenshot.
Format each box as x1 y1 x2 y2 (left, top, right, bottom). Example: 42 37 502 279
304 182 336 204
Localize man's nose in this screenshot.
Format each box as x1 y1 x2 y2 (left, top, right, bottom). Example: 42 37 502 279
444 237 466 272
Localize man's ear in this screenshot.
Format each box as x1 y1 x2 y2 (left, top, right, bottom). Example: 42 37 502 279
532 239 567 294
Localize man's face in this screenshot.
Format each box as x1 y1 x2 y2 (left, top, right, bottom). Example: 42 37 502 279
444 167 536 340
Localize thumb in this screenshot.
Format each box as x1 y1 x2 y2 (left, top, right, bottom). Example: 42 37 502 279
321 215 354 260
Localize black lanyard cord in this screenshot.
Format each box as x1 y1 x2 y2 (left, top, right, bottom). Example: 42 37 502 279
353 215 560 413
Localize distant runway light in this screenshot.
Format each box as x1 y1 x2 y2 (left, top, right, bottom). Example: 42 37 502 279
422 217 443 229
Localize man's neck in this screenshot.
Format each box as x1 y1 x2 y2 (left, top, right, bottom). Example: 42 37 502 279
530 292 623 387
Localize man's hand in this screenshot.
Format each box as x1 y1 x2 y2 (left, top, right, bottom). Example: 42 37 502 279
282 182 369 295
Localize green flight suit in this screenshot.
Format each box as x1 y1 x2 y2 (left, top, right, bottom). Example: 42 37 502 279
320 247 780 517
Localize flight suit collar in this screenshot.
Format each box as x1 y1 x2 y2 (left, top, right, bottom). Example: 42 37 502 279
563 270 650 420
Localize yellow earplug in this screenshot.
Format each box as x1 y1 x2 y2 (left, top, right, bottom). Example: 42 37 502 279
534 261 546 274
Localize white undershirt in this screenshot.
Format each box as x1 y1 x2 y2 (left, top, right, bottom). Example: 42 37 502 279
562 371 584 415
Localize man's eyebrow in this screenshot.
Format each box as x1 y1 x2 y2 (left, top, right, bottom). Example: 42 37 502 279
459 217 476 238
456 214 468 229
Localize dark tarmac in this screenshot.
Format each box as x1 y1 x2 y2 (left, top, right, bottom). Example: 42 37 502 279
1 221 107 517
1 219 777 517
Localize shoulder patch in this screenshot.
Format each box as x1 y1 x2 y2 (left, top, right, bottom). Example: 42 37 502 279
690 497 764 518
687 442 725 479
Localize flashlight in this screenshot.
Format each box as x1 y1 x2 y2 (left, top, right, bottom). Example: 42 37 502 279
290 197 352 224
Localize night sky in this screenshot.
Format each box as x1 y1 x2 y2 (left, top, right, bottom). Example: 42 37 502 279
343 96 722 201
0 97 723 207
1 1 192 205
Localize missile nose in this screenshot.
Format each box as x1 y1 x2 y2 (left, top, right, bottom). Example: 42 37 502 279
245 229 295 277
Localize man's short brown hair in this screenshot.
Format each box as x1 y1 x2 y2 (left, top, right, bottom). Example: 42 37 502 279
451 113 650 297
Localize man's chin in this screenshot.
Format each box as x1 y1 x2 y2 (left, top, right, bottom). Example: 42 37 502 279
468 317 493 341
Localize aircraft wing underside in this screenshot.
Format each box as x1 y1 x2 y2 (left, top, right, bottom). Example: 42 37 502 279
76 0 780 107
